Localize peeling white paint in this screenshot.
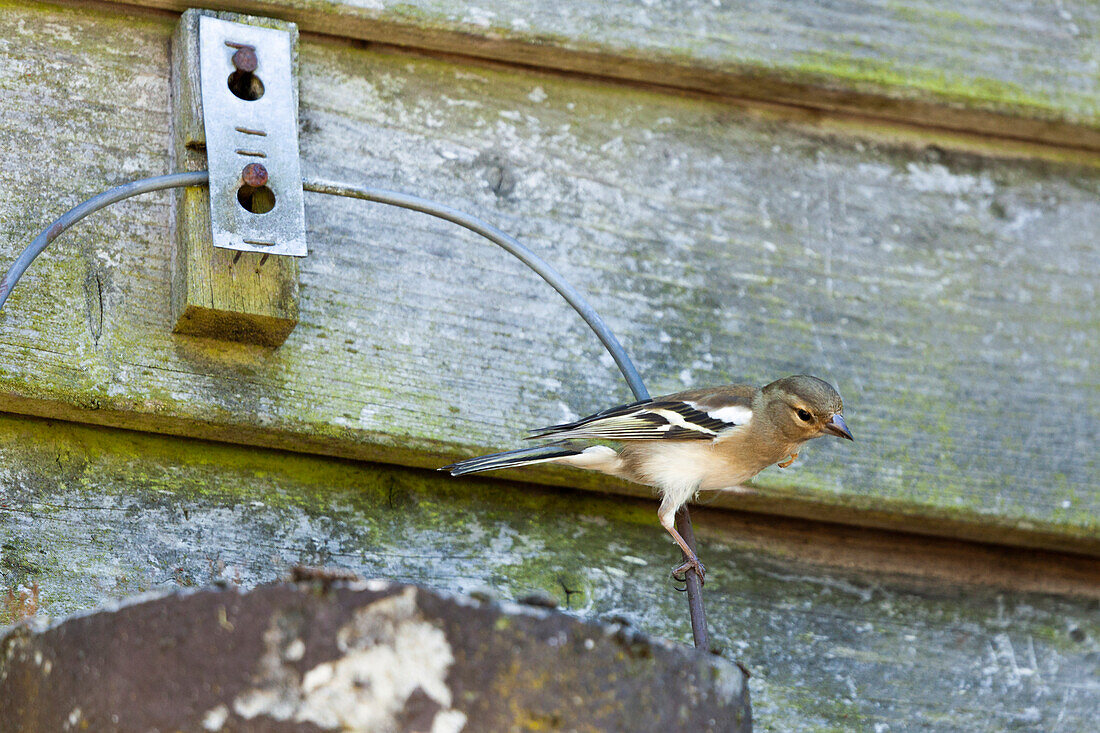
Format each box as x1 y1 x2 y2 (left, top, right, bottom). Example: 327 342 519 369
201 704 229 731
284 638 305 661
231 587 466 732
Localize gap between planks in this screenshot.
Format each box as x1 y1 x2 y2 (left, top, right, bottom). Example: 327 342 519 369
6 403 1099 602
687 503 1100 602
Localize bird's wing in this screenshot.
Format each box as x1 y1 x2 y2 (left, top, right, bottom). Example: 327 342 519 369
528 387 755 442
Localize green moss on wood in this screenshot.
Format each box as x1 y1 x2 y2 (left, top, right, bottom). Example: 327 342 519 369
3 1 1100 564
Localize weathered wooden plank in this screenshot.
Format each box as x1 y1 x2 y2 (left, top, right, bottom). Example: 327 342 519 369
0 2 1098 553
79 0 1100 152
1 415 1097 731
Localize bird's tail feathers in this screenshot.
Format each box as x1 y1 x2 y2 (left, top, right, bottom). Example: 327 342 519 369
440 442 581 476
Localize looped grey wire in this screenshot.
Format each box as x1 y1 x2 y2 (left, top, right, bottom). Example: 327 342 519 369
302 177 707 651
0 171 648 403
0 171 209 312
301 177 650 404
0 171 709 650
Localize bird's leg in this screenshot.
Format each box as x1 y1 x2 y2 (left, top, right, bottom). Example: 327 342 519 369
777 451 798 468
658 504 706 584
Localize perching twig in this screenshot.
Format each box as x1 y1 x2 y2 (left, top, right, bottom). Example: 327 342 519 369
675 505 709 651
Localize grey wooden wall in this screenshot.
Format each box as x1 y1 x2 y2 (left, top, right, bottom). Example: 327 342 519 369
1 1 1098 731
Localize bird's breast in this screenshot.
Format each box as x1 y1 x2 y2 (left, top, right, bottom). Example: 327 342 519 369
621 440 764 492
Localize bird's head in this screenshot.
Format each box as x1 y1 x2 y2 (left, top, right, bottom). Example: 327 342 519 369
760 375 853 444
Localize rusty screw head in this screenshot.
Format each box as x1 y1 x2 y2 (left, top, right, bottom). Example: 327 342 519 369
241 163 268 188
231 46 258 73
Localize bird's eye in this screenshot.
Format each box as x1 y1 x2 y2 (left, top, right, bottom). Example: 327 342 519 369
796 408 812 422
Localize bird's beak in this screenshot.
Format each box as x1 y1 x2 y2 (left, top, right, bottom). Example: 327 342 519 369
823 413 853 441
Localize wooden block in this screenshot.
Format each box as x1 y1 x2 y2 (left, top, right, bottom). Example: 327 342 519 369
169 8 299 347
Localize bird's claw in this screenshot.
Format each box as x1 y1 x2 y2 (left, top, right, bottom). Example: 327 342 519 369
671 555 707 585
777 451 798 468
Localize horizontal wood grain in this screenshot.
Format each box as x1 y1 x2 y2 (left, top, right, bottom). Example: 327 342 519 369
0 414 1097 732
0 2 1098 554
67 0 1100 152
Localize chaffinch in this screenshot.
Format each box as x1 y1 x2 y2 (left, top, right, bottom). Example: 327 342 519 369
442 374 853 582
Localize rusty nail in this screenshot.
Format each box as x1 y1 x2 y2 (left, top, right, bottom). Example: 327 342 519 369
241 163 268 188
231 46 258 73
